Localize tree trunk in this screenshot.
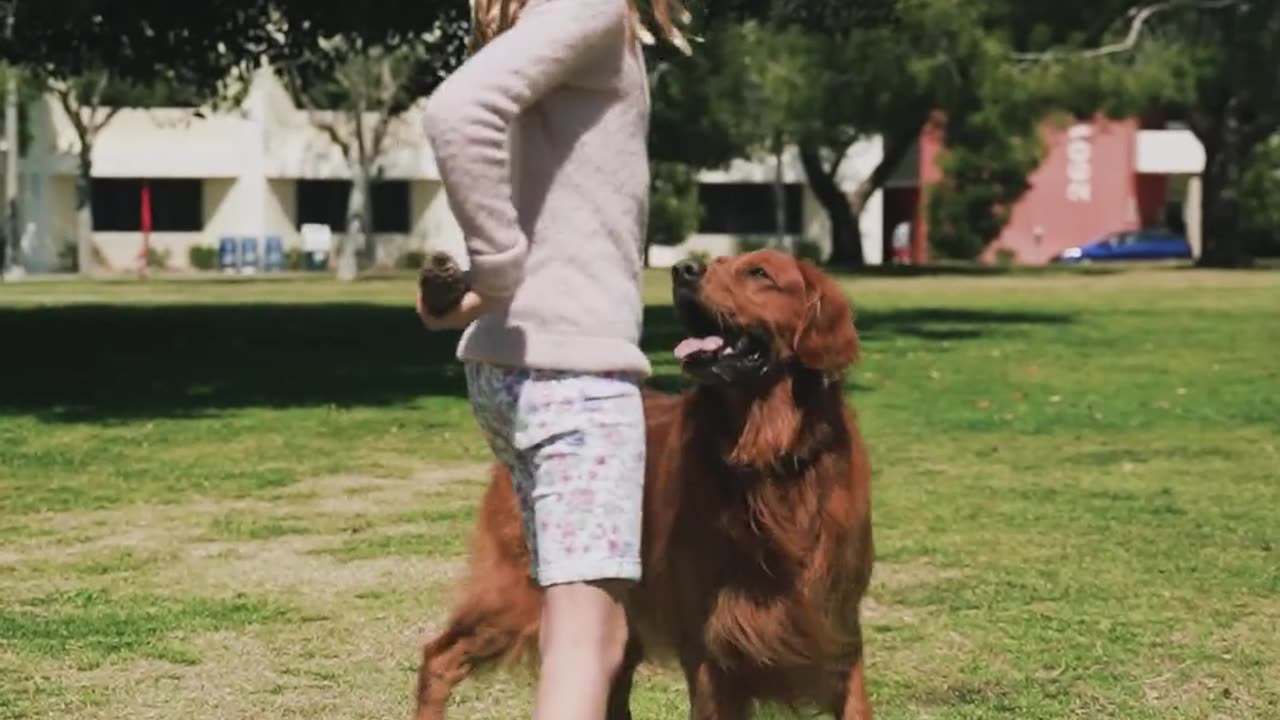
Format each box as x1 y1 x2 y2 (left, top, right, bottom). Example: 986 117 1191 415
1198 148 1248 267
798 142 863 268
772 130 787 247
75 151 95 275
1195 104 1256 267
339 168 370 281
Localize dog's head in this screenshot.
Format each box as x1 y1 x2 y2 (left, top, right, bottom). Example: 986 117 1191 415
672 250 859 386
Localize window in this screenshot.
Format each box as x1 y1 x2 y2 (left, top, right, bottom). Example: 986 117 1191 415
296 179 412 233
371 181 411 233
92 179 203 232
296 179 349 231
698 183 804 235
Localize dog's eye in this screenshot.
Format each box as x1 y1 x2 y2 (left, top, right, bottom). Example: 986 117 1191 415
748 266 771 281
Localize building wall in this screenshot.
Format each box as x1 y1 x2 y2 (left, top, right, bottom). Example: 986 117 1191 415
986 117 1142 264
15 69 466 274
414 180 467 266
14 67 890 273
86 177 457 270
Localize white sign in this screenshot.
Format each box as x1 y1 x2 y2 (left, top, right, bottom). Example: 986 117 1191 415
1066 124 1093 204
301 223 333 253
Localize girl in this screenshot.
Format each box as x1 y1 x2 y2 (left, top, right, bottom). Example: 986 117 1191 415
417 1 688 718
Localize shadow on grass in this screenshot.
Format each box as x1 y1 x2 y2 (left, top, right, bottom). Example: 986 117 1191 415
0 302 1072 422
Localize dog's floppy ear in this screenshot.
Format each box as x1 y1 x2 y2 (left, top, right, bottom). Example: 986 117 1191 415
792 259 859 373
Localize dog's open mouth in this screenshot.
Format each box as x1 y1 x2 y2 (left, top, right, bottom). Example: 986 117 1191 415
674 300 772 383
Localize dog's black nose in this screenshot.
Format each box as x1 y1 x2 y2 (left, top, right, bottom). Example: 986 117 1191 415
672 258 706 286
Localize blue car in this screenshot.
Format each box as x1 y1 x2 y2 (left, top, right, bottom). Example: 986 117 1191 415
1055 229 1192 263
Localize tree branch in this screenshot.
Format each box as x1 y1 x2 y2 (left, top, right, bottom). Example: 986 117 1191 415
313 114 353 160
1011 0 1241 62
825 139 856 181
93 107 122 136
850 118 926 211
353 108 368 168
369 56 399 164
86 71 110 131
51 83 88 143
286 64 355 161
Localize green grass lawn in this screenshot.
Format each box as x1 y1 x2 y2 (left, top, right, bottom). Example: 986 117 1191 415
1 267 1277 719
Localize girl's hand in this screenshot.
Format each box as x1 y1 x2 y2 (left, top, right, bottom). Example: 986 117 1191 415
417 290 492 331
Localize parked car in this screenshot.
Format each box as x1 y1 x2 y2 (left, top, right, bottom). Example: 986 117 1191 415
1055 229 1192 263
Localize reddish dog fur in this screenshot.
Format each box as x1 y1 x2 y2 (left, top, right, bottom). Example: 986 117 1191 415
416 250 873 719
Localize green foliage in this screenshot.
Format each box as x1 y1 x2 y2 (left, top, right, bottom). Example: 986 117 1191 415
681 249 712 266
649 37 756 168
398 249 427 270
997 1 1280 266
145 246 171 271
55 240 105 273
1238 135 1280 233
793 239 824 263
648 162 701 248
284 248 309 271
655 0 1031 267
0 1 272 94
187 246 217 272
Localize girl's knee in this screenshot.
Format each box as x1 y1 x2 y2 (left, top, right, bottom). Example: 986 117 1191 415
541 580 631 674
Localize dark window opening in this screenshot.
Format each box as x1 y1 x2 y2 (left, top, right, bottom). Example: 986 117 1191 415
296 179 349 231
296 179 412 233
371 181 411 233
92 178 203 232
698 183 804 235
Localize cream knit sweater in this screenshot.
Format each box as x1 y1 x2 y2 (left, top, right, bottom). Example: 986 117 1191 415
423 0 652 377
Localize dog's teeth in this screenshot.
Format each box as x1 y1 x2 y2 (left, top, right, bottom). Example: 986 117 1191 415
721 346 736 356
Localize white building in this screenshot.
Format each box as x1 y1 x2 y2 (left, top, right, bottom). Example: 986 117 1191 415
15 68 462 272
10 68 887 273
650 140 886 268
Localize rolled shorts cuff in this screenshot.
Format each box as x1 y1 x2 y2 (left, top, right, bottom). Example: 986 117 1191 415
533 560 643 588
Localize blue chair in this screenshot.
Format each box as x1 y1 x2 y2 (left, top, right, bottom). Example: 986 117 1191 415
218 237 239 273
239 237 260 273
264 236 284 272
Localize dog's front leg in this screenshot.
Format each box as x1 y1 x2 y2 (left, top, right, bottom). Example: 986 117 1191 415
681 655 748 720
834 653 872 720
605 639 644 720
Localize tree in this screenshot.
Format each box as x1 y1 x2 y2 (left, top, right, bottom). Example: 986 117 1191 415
265 2 468 280
1167 1 1280 266
1000 0 1280 266
646 161 701 265
0 0 276 273
716 24 813 244
280 43 435 280
1239 136 1280 239
0 0 468 276
41 74 207 273
653 0 1005 268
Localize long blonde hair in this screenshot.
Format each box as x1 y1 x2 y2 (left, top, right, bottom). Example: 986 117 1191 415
469 0 692 54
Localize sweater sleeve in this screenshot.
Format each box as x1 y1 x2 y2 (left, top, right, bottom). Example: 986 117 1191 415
422 0 628 298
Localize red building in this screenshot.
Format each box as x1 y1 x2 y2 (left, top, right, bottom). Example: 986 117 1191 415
884 115 1204 265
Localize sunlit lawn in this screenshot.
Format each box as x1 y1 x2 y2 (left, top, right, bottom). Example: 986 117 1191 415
1 266 1277 719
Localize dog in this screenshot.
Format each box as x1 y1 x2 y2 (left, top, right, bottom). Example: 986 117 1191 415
416 249 873 719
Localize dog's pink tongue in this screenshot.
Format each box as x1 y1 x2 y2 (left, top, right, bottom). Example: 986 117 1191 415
674 336 724 360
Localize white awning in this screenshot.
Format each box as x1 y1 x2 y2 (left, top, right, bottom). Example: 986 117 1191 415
1135 129 1206 175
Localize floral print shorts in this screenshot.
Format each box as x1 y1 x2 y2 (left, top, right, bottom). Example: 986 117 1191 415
464 362 646 587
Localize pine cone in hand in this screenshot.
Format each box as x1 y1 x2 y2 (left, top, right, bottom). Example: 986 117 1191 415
418 251 470 317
